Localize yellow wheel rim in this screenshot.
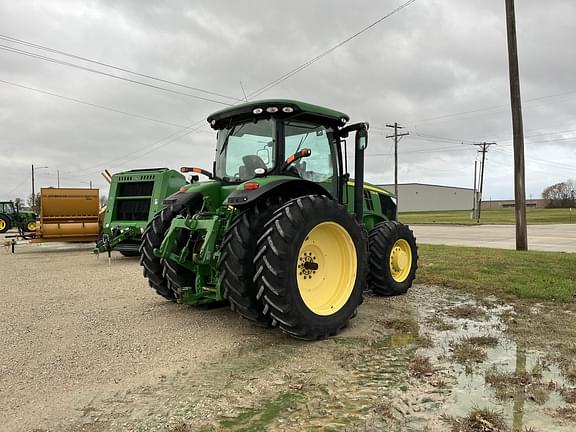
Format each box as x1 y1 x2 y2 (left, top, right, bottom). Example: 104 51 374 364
26 221 37 231
296 222 357 316
0 219 6 231
389 239 412 283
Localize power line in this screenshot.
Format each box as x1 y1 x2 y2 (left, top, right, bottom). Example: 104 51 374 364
53 1 420 175
0 33 241 102
248 0 418 98
0 78 188 128
0 44 233 106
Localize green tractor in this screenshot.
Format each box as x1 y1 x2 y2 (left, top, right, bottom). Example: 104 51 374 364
140 99 418 340
0 201 37 234
96 168 187 256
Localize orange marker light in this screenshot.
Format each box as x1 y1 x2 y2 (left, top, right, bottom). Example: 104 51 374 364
244 182 260 191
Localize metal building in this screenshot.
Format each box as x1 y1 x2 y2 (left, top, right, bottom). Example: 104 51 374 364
377 183 474 213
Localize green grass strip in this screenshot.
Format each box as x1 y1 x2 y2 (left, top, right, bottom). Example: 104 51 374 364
415 244 576 303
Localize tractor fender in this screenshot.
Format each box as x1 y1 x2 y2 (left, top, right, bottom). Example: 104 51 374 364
224 179 331 207
163 190 203 213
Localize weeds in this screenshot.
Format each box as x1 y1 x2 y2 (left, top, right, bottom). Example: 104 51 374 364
409 355 433 378
450 340 487 365
441 408 507 432
445 304 487 321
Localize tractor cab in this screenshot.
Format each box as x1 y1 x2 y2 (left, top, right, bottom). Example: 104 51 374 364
210 100 352 199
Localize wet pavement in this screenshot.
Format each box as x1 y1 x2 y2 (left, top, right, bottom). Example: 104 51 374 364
411 224 576 252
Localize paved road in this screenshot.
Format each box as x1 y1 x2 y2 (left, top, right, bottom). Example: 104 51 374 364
411 224 576 253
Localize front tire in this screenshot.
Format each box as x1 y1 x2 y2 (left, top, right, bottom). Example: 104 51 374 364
254 195 367 340
367 221 418 296
140 203 187 301
24 220 37 232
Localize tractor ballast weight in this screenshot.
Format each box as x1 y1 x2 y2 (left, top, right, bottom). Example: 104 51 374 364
95 168 186 256
141 99 417 340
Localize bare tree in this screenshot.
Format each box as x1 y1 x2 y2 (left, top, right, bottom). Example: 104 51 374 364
542 179 575 208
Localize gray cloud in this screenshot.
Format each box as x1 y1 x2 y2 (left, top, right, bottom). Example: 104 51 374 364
0 0 574 203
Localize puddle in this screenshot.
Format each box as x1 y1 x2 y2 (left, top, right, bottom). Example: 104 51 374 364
213 287 576 432
412 291 573 431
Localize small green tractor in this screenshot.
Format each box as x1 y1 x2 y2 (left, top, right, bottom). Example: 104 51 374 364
96 168 186 256
141 99 418 340
0 201 37 234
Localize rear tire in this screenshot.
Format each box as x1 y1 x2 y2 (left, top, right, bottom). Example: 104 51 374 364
140 203 188 301
254 195 366 340
0 215 9 233
367 221 418 296
219 196 285 326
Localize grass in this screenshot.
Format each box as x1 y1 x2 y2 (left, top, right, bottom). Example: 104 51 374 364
210 392 304 432
399 207 575 225
415 244 576 303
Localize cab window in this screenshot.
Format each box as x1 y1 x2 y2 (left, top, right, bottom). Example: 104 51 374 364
284 121 337 195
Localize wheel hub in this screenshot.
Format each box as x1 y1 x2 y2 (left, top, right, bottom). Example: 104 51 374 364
299 253 319 278
389 239 412 283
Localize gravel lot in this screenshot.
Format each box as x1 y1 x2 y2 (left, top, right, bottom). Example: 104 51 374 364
0 235 266 431
2 233 575 432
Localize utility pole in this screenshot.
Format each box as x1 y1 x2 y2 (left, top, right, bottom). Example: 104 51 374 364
57 170 60 188
505 0 528 250
386 122 409 208
474 142 496 221
473 159 478 220
31 164 35 209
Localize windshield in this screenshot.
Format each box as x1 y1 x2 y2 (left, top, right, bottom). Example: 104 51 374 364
215 119 276 182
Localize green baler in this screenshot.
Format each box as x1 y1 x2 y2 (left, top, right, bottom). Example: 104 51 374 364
96 168 186 256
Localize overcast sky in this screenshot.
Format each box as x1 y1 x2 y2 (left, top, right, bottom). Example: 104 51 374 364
1 0 574 203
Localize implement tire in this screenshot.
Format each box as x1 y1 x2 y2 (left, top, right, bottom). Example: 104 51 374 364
254 195 366 340
367 221 418 296
0 215 9 233
139 203 187 301
219 196 285 326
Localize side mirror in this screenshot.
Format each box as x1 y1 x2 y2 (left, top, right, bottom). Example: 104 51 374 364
356 127 368 151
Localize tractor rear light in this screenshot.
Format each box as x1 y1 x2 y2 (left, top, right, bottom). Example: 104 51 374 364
282 106 294 113
244 182 260 191
179 186 188 192
266 106 278 113
253 108 263 114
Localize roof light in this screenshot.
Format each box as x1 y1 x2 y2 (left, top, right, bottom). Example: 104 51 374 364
244 182 260 191
211 120 216 126
266 106 279 113
179 186 188 192
340 117 348 124
282 106 294 113
253 108 263 114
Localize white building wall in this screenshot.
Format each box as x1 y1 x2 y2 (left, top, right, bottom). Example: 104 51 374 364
378 183 474 212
